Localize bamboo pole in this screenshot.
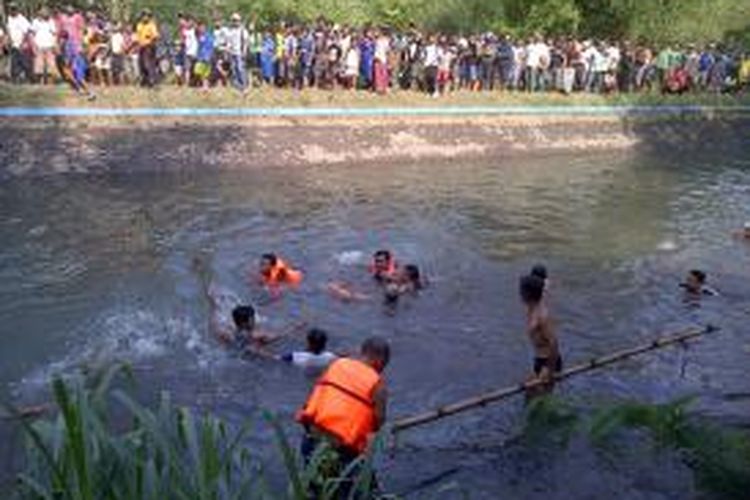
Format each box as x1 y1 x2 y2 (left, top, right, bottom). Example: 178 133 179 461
391 324 719 433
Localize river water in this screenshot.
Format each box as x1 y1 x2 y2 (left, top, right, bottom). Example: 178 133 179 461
1 147 749 497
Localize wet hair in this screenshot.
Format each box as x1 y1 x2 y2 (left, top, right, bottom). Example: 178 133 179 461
361 336 390 368
306 328 328 355
404 264 422 289
519 274 545 305
689 269 706 284
373 250 392 262
261 253 277 266
231 305 256 329
531 264 548 281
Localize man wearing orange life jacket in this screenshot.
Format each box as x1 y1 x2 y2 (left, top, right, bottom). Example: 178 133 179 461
259 253 304 287
369 249 398 283
297 337 390 489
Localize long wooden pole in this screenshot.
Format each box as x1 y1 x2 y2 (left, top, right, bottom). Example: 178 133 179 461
391 324 719 433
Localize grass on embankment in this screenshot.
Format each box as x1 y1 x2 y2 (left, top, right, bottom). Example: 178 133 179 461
2 82 750 109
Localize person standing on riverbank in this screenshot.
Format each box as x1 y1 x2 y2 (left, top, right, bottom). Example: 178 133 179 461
520 273 561 396
297 337 390 495
7 4 31 83
225 13 249 92
135 9 159 87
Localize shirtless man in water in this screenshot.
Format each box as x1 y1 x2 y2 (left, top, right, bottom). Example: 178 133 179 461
520 274 561 395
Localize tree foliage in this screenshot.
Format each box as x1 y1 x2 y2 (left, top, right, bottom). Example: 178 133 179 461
3 0 750 45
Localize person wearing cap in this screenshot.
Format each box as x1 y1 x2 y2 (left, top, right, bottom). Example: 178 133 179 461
225 12 249 91
135 9 159 87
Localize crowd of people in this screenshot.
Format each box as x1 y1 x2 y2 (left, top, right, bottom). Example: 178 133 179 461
3 4 750 99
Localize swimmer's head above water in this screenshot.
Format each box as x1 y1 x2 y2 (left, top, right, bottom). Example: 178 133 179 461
372 250 396 281
306 328 329 355
260 253 278 276
232 304 256 332
530 264 548 282
681 269 707 295
520 274 545 306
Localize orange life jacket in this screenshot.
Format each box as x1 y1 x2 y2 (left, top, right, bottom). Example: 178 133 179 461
263 258 303 286
297 358 381 453
369 258 398 280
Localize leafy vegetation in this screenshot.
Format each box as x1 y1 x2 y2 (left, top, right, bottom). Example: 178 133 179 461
523 395 750 500
4 0 750 45
7 364 382 500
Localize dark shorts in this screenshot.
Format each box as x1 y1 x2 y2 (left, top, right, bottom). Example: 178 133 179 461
534 356 563 376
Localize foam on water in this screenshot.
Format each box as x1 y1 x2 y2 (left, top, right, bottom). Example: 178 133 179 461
13 306 215 396
334 250 366 266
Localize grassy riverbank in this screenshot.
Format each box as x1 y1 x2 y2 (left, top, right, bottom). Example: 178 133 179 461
2 83 750 109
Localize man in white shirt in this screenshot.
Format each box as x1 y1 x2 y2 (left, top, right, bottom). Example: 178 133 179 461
7 4 32 83
31 8 57 83
525 35 549 92
225 13 249 90
422 35 440 96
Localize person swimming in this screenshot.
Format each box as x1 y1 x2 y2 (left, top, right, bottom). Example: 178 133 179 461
384 264 423 304
370 250 398 283
680 269 719 299
209 299 280 349
278 328 339 378
258 253 304 287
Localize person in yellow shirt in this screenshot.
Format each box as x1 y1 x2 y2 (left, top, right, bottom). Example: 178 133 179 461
135 9 159 87
739 53 750 89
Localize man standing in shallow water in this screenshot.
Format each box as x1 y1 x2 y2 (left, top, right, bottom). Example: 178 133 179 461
520 274 561 396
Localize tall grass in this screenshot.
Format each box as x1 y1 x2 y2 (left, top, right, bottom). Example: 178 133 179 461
523 395 750 500
8 364 383 500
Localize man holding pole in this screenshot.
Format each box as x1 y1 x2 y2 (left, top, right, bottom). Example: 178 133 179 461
297 336 390 494
520 273 561 396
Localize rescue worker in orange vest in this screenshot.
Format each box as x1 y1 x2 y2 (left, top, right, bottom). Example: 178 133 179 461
258 253 304 288
297 337 390 493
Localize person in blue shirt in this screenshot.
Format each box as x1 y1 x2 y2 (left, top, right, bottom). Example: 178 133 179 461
359 33 375 90
194 21 214 89
260 31 276 84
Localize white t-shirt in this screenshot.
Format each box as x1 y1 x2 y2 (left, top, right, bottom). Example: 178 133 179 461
423 43 439 67
526 42 549 69
374 37 389 64
283 351 337 377
606 45 621 72
345 47 359 76
31 18 56 50
8 13 31 49
110 32 125 55
184 28 198 58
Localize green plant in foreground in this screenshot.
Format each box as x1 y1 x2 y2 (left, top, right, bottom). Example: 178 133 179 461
8 364 384 500
523 395 750 500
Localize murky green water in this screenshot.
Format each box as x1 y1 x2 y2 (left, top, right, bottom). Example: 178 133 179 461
1 148 749 497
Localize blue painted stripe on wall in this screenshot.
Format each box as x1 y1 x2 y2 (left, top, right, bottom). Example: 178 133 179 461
0 105 749 118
